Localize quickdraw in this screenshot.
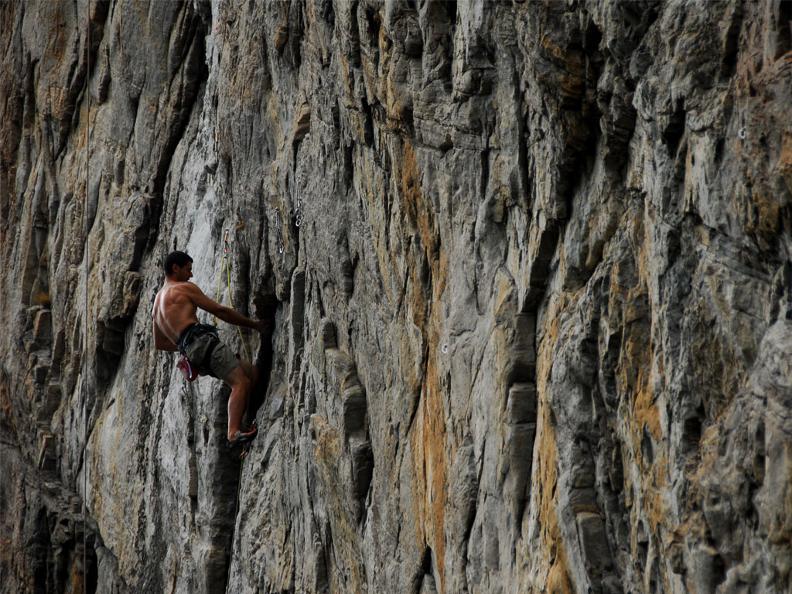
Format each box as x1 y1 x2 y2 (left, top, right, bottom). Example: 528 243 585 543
273 210 284 254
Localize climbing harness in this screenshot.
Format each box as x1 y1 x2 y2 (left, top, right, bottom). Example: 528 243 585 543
176 323 222 382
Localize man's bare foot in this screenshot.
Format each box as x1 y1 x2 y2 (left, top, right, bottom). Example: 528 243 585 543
227 423 257 444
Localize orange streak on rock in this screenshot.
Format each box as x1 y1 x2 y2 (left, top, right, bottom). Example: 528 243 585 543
401 139 449 591
533 301 574 593
536 408 574 594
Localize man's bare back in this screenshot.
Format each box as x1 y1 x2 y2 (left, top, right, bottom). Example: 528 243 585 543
152 282 200 351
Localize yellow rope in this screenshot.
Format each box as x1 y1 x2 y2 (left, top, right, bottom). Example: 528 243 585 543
211 254 225 326
213 233 251 361
224 254 251 361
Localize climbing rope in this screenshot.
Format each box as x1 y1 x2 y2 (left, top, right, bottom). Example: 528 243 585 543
212 228 251 362
81 2 91 592
273 209 284 255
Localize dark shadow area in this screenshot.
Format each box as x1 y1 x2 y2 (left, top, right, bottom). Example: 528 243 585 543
246 292 279 425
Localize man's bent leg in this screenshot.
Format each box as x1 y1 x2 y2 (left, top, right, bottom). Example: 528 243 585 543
204 340 257 440
238 360 259 386
224 366 254 441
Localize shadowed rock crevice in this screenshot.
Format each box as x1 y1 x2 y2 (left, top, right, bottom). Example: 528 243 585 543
147 5 209 252
320 319 374 522
501 311 538 530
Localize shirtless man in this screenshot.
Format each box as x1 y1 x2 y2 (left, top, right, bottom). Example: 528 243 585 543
152 250 267 445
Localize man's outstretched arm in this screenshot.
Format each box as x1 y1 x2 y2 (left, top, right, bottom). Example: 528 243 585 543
186 283 268 332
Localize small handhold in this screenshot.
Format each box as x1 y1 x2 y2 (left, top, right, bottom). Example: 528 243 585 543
278 242 284 254
738 127 746 140
343 386 367 438
441 343 449 354
320 319 338 349
274 26 288 51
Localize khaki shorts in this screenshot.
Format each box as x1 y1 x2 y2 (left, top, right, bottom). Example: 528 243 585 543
184 332 239 380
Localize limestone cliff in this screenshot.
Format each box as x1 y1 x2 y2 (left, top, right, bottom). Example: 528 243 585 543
1 1 791 592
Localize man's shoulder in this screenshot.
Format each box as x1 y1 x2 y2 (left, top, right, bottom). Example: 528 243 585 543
167 280 198 291
156 282 199 300
173 282 207 301
180 281 203 292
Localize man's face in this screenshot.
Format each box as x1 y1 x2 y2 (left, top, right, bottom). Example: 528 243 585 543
172 262 193 282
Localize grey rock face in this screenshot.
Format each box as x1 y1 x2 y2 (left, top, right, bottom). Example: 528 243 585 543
1 1 791 593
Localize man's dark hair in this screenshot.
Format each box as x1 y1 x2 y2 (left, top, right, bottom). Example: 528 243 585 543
164 251 193 275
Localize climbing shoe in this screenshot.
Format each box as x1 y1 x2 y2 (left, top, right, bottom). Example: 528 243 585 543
226 423 258 459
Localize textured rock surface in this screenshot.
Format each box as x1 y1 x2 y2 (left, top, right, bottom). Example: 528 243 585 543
1 0 791 592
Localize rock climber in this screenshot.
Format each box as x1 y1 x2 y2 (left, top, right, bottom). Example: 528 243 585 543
152 250 268 448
